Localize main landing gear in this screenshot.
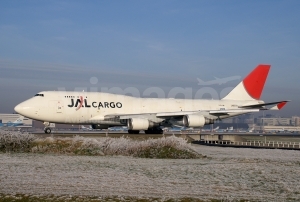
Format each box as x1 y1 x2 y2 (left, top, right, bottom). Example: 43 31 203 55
128 127 163 135
144 127 163 134
128 130 140 134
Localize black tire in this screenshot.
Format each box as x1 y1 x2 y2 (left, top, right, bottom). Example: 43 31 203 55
145 128 163 134
44 128 51 134
154 128 163 134
128 130 140 134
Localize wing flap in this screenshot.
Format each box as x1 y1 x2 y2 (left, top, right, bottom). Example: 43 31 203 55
105 108 262 119
209 109 260 115
156 111 198 117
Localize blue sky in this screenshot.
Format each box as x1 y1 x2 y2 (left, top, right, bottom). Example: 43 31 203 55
0 0 299 116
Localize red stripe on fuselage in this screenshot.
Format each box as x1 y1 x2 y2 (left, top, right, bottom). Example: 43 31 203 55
76 96 83 111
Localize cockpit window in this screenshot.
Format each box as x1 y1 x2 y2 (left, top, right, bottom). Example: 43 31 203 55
34 94 44 97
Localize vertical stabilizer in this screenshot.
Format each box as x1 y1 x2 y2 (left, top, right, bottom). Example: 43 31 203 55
222 64 270 100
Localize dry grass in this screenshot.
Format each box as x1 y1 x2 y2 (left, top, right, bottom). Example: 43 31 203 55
0 193 253 202
0 130 201 159
0 130 36 152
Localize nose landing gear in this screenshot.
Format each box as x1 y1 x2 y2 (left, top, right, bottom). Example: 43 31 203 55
43 122 52 134
44 127 51 134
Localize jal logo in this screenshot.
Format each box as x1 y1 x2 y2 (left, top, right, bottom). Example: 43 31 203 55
68 96 122 110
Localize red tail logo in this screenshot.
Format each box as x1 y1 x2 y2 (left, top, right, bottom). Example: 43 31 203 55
242 64 270 100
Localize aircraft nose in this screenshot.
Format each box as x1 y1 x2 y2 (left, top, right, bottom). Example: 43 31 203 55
14 104 22 114
14 100 37 119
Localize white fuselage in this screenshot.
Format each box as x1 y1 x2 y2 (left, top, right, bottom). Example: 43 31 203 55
15 91 259 125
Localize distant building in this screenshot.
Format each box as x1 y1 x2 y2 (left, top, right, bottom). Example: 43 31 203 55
221 114 255 125
292 116 300 126
258 117 292 126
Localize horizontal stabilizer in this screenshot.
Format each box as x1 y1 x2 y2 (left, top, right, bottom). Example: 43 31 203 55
240 100 290 109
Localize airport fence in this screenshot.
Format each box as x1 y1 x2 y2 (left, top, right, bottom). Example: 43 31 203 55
199 140 300 150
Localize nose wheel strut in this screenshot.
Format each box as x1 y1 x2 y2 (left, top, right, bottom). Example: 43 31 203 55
43 122 52 134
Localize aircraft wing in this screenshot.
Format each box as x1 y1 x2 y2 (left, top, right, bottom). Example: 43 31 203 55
156 109 260 117
104 108 260 120
103 100 289 121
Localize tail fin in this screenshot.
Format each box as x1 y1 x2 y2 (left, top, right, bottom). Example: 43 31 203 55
13 116 24 123
222 64 270 100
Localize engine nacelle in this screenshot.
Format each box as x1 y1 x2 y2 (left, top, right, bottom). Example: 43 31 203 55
183 115 214 127
91 124 109 129
127 118 153 130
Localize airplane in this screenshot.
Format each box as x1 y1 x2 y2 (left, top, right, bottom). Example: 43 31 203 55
14 64 289 134
286 128 300 133
81 125 93 131
108 126 127 131
213 126 219 131
168 126 194 132
215 126 234 132
0 117 24 127
197 76 241 85
8 117 24 127
226 126 234 132
247 127 254 133
276 128 286 133
272 127 299 133
215 128 228 133
201 126 219 132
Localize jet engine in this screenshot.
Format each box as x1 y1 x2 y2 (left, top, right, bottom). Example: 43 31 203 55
91 124 109 129
183 115 214 127
127 118 154 130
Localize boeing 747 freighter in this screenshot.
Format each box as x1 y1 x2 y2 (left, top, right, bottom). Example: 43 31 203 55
14 64 289 134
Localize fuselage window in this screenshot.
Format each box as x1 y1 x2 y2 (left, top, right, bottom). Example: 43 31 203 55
34 94 44 97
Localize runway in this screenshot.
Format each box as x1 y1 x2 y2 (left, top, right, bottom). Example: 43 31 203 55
30 131 300 139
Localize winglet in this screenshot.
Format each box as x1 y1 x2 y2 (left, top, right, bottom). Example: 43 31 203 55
270 101 288 110
222 64 270 100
